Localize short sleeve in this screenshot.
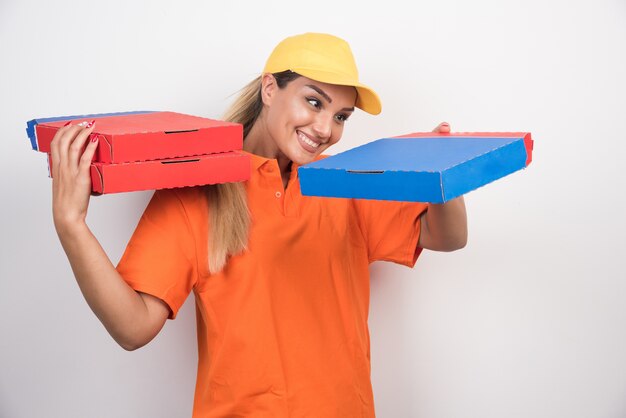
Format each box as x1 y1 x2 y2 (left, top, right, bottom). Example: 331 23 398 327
353 199 428 267
116 189 198 319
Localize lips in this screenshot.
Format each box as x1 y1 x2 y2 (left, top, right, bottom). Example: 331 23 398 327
297 130 321 152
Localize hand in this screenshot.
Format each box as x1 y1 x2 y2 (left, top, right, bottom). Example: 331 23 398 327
417 120 468 251
50 120 99 231
432 121 451 134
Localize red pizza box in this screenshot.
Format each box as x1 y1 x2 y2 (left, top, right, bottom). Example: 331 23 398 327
30 111 243 163
85 151 250 194
45 150 250 194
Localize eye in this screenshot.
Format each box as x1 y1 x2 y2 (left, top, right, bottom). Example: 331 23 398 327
335 113 350 123
306 97 322 109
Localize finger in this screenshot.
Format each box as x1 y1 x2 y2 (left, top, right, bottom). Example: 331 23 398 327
432 121 451 133
68 120 96 168
79 134 99 176
57 124 85 168
50 121 73 176
50 120 73 147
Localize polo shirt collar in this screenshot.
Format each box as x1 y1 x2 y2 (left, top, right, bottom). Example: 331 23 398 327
244 151 302 174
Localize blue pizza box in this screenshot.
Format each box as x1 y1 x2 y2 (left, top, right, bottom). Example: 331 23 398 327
298 132 533 203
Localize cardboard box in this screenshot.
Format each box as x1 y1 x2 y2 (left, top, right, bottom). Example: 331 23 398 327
89 151 250 194
44 150 250 194
27 111 154 151
82 151 249 194
298 132 533 203
28 111 243 163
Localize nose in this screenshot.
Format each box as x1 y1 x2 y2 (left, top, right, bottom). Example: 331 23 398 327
311 112 333 142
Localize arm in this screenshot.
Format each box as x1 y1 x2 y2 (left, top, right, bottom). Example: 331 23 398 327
417 122 468 252
418 196 467 252
51 123 169 350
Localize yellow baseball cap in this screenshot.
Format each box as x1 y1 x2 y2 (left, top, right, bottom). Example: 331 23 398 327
263 33 382 115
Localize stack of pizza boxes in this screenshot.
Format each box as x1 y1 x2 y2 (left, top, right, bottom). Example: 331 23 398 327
27 111 250 194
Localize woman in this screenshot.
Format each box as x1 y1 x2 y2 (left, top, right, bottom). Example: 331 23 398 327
50 33 467 417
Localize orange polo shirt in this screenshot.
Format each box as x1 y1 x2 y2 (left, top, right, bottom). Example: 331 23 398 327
117 152 428 417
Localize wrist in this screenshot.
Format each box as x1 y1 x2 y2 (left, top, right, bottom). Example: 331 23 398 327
54 215 89 240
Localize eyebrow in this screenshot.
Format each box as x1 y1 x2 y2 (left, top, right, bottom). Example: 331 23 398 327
305 84 355 112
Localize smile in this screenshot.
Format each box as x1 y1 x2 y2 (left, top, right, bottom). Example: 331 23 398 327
297 131 320 149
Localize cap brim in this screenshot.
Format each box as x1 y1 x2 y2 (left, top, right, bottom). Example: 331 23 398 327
288 68 382 115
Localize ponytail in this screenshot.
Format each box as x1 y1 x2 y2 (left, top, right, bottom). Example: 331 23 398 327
206 71 300 274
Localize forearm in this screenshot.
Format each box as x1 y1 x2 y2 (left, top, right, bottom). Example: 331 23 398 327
55 221 161 350
419 196 468 251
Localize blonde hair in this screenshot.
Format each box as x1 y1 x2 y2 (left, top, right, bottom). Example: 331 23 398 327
206 71 301 274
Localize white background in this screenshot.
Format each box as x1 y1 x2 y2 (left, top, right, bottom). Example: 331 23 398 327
1 0 625 417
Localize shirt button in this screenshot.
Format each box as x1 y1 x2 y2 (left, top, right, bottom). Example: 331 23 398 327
275 191 282 198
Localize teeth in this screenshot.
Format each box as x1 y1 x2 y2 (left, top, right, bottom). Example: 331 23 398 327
298 131 319 148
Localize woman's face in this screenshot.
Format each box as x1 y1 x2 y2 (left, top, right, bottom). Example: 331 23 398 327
261 74 357 165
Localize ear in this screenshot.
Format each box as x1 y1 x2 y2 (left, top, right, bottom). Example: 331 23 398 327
260 73 278 106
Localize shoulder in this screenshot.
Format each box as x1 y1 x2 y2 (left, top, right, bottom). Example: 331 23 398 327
148 186 209 226
169 186 208 207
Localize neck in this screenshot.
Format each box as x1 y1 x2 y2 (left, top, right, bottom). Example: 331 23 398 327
243 117 292 177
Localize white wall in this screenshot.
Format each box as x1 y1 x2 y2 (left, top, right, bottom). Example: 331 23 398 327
1 0 625 417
